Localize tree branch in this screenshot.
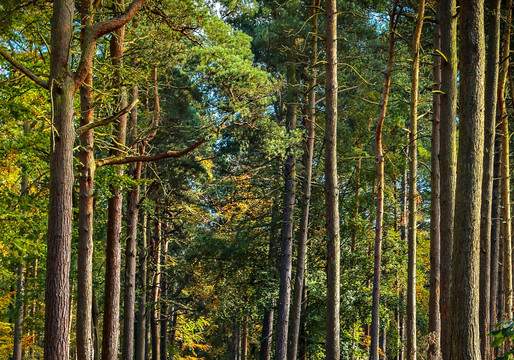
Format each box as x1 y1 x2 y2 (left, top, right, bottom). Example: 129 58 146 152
74 0 148 89
0 47 49 90
76 99 138 136
96 138 206 167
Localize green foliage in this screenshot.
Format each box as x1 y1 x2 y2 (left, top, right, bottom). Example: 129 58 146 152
490 320 514 359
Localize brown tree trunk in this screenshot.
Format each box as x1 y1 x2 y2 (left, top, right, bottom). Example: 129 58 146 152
102 2 128 358
151 214 162 360
370 5 397 359
45 3 76 359
159 237 169 360
479 0 501 357
437 0 458 357
498 0 512 325
122 84 140 360
325 0 340 358
288 3 318 359
407 2 425 359
490 139 501 355
274 83 297 360
428 7 441 359
242 316 248 360
135 208 149 360
450 0 485 358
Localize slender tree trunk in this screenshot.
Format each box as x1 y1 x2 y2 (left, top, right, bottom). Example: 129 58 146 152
93 290 100 360
299 277 308 360
407 2 425 359
151 214 162 360
102 2 128 358
122 84 140 360
136 207 148 360
490 139 501 350
77 3 96 360
274 81 297 360
242 316 248 360
159 237 169 360
379 329 386 360
437 0 458 356
498 0 512 325
325 0 340 358
370 5 397 360
480 0 501 357
428 8 441 359
44 2 76 359
450 0 485 358
288 4 317 358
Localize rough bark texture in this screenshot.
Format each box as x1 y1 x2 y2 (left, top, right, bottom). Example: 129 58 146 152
325 0 340 358
13 264 24 360
407 2 424 359
102 3 128 358
370 5 396 359
450 0 485 358
274 88 297 360
428 9 441 359
479 0 501 357
122 84 140 360
45 3 76 359
490 141 501 358
151 215 162 360
498 0 512 325
159 238 169 360
438 0 457 357
287 4 317 359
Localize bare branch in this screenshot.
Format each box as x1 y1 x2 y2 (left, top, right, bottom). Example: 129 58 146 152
0 47 49 90
76 99 139 136
96 138 206 167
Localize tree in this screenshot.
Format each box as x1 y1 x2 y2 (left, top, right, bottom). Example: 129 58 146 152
325 0 340 358
449 0 485 358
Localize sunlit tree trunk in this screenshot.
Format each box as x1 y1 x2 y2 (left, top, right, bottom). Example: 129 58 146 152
450 0 485 358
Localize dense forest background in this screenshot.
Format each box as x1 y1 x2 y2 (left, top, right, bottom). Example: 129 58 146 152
0 0 510 359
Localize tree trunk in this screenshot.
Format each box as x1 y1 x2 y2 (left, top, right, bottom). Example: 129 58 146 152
479 0 501 357
102 2 128 358
407 2 424 359
160 237 169 360
370 5 397 359
490 139 501 355
122 84 140 360
242 316 248 360
136 208 149 360
44 2 76 360
299 277 308 360
428 7 441 359
498 0 512 325
274 83 297 360
450 0 485 358
437 0 458 357
288 3 318 358
151 214 162 360
77 3 96 359
325 0 340 358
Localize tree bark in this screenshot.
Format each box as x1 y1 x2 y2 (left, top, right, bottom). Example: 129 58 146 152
135 208 149 360
428 6 441 359
102 2 128 358
45 4 76 360
490 139 501 355
370 5 397 359
450 0 485 358
407 2 424 359
288 3 318 359
437 0 458 357
159 237 169 360
151 214 162 360
479 0 501 357
274 81 297 360
498 0 512 326
122 84 140 360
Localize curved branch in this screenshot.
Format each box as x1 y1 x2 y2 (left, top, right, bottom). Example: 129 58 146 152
76 99 138 136
96 138 206 167
0 47 49 90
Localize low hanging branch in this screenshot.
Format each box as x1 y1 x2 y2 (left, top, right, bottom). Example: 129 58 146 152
0 47 50 90
96 138 206 167
75 99 139 136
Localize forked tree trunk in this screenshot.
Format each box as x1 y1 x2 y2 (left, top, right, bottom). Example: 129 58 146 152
479 0 501 357
407 2 425 359
370 5 397 360
450 0 485 358
437 0 457 357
